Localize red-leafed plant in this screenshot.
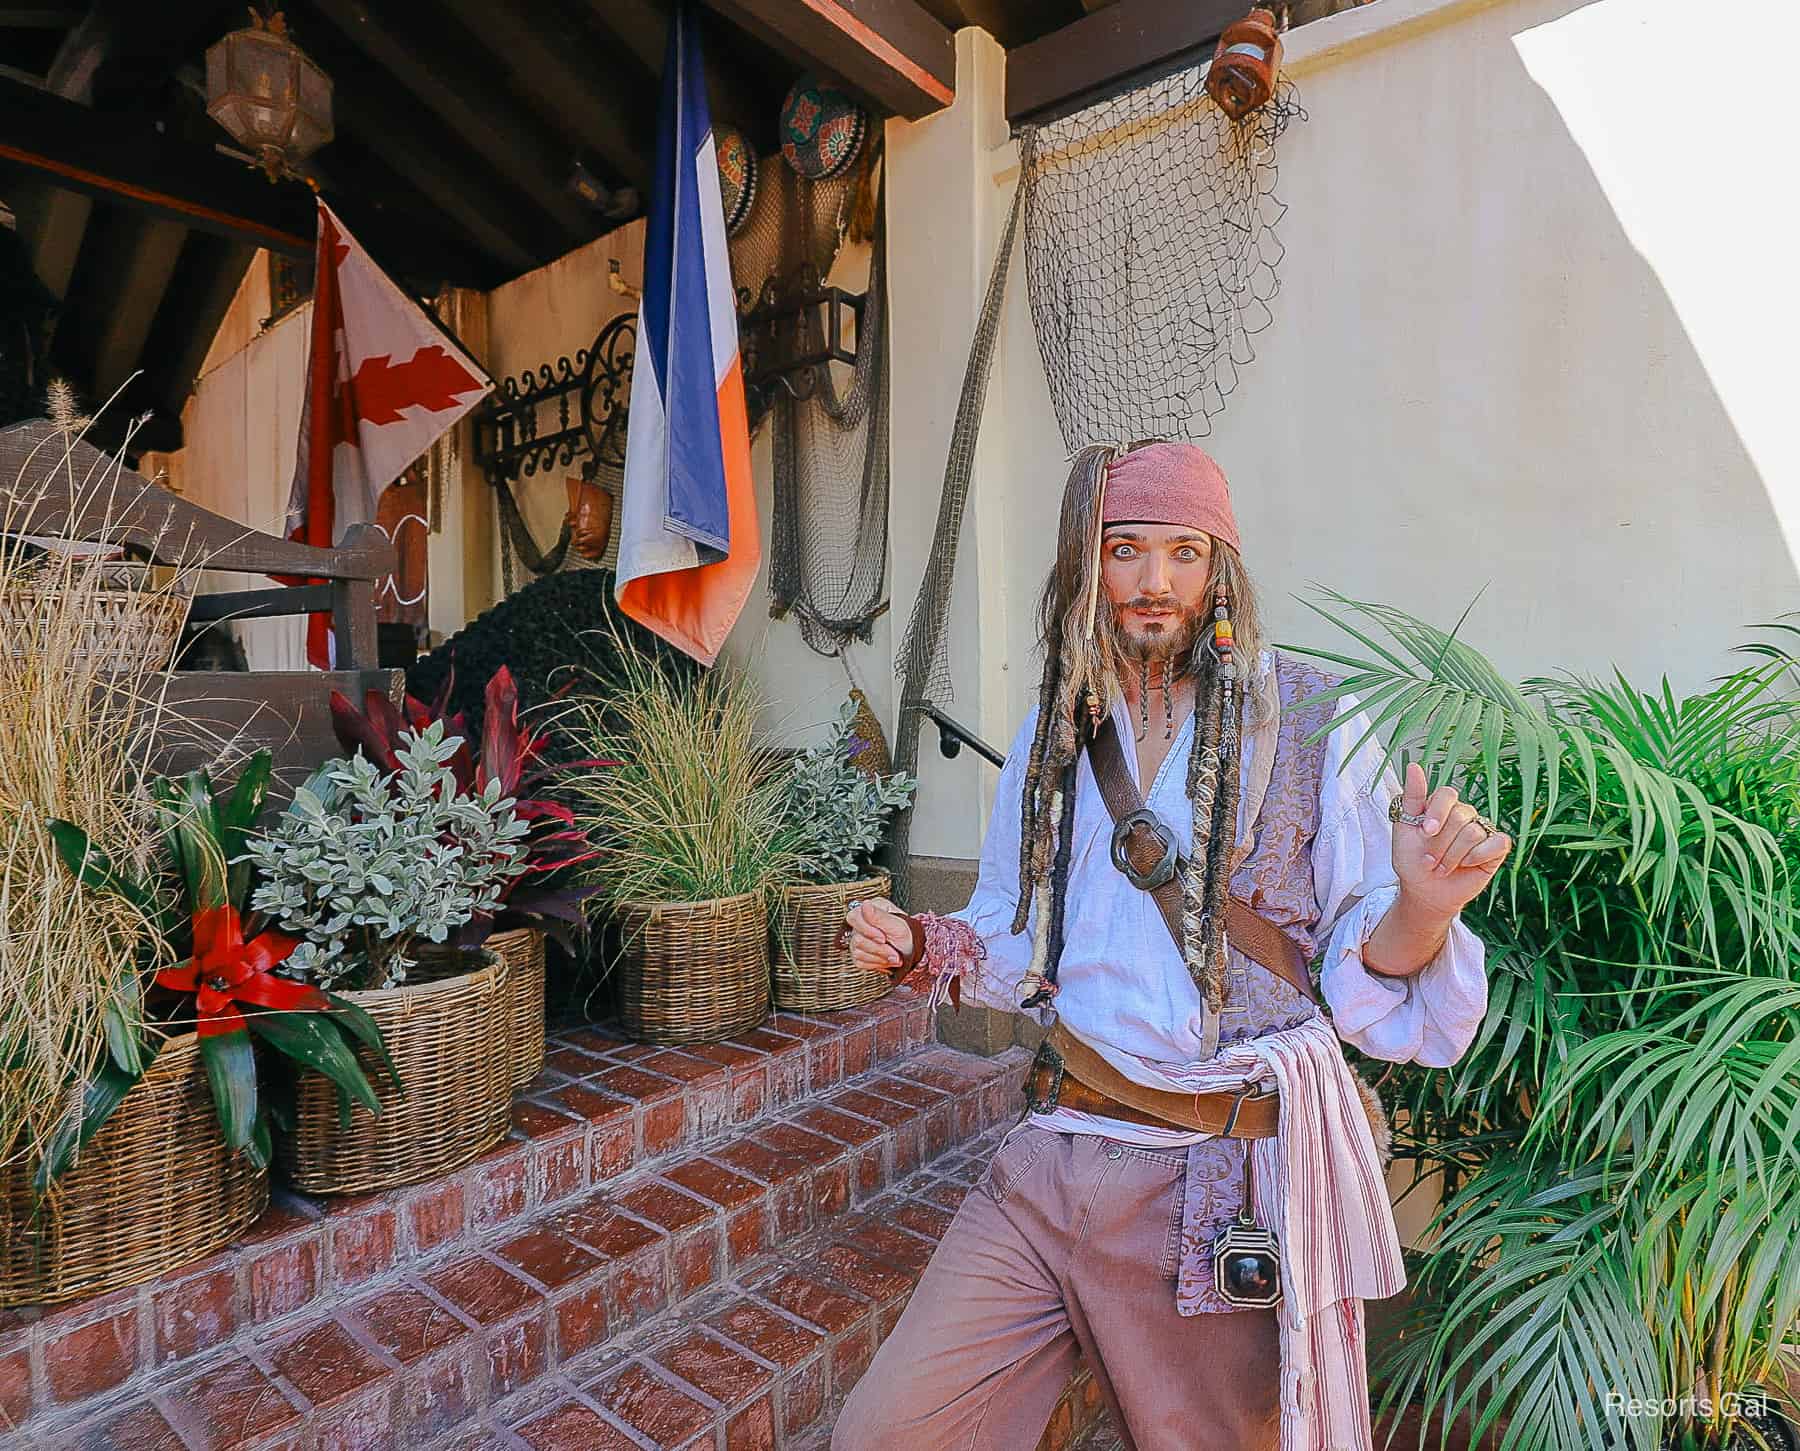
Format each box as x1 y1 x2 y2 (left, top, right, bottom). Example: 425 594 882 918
330 666 606 945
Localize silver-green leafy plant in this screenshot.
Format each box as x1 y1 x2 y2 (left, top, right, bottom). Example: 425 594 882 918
779 699 916 886
246 723 530 990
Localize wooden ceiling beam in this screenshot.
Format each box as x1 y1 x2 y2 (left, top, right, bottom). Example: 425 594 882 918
91 213 187 397
9 178 91 299
436 0 656 196
139 230 257 421
1006 0 1241 123
298 0 597 244
0 73 314 254
702 0 955 119
328 90 541 279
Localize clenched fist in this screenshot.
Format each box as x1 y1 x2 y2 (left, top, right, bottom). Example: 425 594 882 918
843 896 919 980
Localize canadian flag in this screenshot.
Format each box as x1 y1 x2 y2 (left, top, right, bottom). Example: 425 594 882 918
285 201 492 667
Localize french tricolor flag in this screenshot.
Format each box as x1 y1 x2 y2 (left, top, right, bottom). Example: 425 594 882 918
617 0 760 667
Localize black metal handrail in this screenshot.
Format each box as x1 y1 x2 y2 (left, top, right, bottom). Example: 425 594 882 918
918 703 1005 768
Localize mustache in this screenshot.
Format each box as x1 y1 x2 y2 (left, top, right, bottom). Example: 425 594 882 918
1121 597 1194 615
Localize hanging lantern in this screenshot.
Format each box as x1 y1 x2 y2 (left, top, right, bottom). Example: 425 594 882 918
1205 7 1283 122
205 10 333 182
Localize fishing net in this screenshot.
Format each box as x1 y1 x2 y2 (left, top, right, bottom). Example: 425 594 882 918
887 176 1028 907
1020 74 1304 448
734 151 890 658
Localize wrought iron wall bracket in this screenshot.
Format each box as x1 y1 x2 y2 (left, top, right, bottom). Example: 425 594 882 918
472 312 636 485
741 264 865 401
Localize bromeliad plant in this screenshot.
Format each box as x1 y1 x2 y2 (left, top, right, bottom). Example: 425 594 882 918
48 753 395 1182
1288 591 1800 1451
327 666 602 947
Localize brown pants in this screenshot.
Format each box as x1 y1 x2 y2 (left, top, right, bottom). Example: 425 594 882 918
833 1127 1280 1451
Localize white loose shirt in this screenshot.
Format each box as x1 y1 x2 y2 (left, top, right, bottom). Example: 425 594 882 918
947 650 1489 1147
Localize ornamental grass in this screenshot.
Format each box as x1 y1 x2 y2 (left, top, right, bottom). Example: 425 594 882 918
0 393 189 1175
563 620 805 910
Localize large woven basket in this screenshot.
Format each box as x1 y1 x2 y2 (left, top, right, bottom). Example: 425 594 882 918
278 957 512 1195
772 874 895 1013
1 577 190 673
417 926 546 1091
614 891 770 1044
1 1034 269 1306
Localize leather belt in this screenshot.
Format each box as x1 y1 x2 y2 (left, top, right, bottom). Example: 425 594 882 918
1023 1023 1279 1139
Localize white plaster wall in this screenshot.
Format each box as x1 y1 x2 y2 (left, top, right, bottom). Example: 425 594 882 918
885 0 1800 863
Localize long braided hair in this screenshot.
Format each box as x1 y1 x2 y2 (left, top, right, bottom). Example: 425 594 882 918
1012 442 1271 1034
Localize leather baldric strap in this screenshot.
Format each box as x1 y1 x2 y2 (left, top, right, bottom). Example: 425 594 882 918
1030 1021 1279 1138
1087 716 1317 1005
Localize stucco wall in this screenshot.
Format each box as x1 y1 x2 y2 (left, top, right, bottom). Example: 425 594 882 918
886 0 1800 863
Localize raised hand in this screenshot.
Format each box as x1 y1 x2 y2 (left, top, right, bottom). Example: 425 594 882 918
1390 761 1512 917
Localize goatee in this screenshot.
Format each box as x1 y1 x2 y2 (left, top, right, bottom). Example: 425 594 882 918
1111 600 1203 666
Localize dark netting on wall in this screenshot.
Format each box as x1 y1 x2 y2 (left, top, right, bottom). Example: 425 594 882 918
1019 75 1304 449
767 214 891 657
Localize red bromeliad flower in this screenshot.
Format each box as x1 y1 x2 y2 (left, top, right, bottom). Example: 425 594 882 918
155 906 327 1037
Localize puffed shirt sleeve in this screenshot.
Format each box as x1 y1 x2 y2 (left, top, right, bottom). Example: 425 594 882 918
919 708 1043 1016
1312 694 1490 1067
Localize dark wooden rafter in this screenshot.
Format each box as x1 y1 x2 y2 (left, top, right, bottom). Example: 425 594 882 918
575 0 777 147
136 230 257 418
435 0 657 195
296 0 599 245
0 73 314 255
1006 0 1244 123
701 0 955 120
272 9 558 277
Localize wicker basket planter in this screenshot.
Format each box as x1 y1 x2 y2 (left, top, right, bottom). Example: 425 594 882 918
614 891 770 1045
417 926 546 1092
1 574 190 673
487 926 547 1089
277 955 512 1195
1 1034 269 1307
772 874 895 1013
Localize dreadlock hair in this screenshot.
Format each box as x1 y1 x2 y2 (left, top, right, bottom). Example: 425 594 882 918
1012 441 1272 1024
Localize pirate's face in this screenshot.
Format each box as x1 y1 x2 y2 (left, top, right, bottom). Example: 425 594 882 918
1101 524 1213 659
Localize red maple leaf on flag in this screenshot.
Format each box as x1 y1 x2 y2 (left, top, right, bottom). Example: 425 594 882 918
349 346 483 426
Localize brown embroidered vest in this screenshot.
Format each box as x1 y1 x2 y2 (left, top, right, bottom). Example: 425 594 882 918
1213 651 1346 1048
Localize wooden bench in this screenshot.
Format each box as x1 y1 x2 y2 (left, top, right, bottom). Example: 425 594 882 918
1 418 403 793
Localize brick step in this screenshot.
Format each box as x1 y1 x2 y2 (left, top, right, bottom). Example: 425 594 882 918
1 990 945 1438
9 1033 1032 1448
463 1123 1107 1451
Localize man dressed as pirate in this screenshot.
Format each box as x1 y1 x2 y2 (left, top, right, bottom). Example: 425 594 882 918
836 442 1508 1451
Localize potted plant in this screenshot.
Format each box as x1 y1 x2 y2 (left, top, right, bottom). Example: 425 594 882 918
0 405 379 1305
22 755 393 1304
244 721 531 1193
770 695 916 1012
1293 590 1800 1451
567 634 803 1044
329 665 603 1087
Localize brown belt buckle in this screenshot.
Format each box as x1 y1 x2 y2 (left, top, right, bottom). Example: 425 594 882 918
1217 1081 1277 1138
1023 1038 1066 1116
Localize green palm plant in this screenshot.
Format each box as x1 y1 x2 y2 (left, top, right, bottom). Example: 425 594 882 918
1286 590 1800 1451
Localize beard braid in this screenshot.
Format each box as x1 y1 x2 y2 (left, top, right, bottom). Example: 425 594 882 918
1013 644 1062 936
1185 650 1225 1014
1198 662 1243 1017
